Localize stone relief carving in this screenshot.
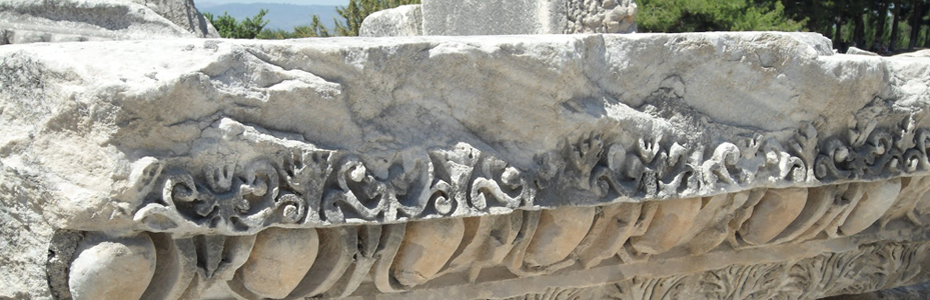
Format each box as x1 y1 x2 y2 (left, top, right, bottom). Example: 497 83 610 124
58 170 930 299
563 0 638 34
80 109 930 299
600 241 930 300
35 52 930 299
366 240 930 300
132 113 930 235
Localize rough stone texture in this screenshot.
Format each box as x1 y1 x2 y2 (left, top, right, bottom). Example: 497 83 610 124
0 0 218 45
415 0 636 35
0 159 58 299
3 32 930 299
359 5 422 37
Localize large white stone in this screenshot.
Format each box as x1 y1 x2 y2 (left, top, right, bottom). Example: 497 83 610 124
360 4 422 37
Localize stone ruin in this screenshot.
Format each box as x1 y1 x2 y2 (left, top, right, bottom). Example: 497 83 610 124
2 1 930 300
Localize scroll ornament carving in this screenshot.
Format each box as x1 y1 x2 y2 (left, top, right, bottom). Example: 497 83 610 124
63 175 930 300
132 115 930 234
101 116 930 299
134 159 310 233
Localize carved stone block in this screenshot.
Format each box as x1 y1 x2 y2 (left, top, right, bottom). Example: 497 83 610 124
361 0 636 37
1 31 930 299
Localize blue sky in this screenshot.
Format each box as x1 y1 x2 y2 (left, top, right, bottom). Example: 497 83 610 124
196 0 349 6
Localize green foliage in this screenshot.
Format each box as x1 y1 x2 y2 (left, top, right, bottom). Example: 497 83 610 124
332 0 421 36
638 0 805 32
204 9 270 39
639 0 930 53
257 15 332 39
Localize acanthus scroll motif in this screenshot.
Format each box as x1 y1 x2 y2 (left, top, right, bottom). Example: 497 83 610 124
135 159 307 232
132 113 930 233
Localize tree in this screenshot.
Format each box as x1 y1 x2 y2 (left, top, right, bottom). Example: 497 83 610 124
908 0 928 48
648 0 930 54
204 9 270 39
637 0 805 33
891 1 903 51
874 0 890 49
257 15 332 39
924 6 930 48
254 0 418 39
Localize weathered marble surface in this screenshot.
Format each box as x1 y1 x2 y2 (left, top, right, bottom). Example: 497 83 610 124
362 0 636 37
359 4 422 37
0 0 218 45
2 32 930 299
421 0 637 35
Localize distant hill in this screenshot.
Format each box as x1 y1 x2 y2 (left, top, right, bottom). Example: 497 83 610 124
198 3 341 31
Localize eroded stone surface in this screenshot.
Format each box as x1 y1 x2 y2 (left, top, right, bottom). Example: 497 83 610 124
236 227 319 298
0 0 218 45
68 232 157 300
524 206 596 267
739 188 808 245
841 178 903 235
360 4 422 37
392 218 465 287
420 0 637 35
630 197 702 254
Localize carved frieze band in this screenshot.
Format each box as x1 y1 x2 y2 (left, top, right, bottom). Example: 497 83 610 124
63 171 930 300
131 113 930 234
502 241 930 300
54 222 930 300
60 133 930 300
